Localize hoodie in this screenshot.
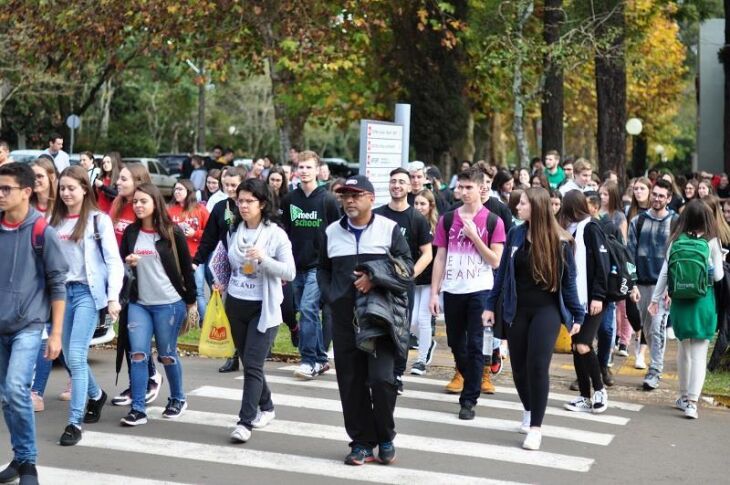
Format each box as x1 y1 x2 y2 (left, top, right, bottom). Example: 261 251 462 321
280 185 341 271
0 207 68 335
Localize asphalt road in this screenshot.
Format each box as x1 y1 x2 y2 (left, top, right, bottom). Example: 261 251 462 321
1 348 727 484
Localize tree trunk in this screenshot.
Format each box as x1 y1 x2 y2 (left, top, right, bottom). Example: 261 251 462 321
99 78 114 140
541 0 564 158
594 1 627 182
512 1 534 169
724 0 730 174
631 134 648 177
197 80 206 153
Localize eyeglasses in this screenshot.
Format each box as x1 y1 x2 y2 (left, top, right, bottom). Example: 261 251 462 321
650 192 668 199
237 198 260 207
0 186 22 196
340 192 368 201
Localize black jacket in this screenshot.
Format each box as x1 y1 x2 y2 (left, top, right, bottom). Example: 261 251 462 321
281 185 341 271
319 214 413 345
354 257 412 357
120 222 197 305
578 220 611 303
193 197 236 265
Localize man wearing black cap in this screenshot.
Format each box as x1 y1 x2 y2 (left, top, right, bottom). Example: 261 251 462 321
319 175 413 466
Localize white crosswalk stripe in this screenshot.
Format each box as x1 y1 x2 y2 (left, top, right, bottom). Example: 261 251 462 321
238 373 631 425
276 365 644 412
190 385 616 446
147 407 595 472
77 431 529 485
34 466 186 484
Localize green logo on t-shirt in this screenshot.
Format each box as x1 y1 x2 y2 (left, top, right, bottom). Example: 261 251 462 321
290 204 321 228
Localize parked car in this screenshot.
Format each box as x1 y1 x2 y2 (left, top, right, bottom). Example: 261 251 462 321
69 153 103 166
9 149 44 164
321 157 359 178
122 157 178 197
157 153 191 176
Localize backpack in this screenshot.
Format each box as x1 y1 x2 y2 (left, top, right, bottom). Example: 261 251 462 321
667 233 711 300
443 209 499 246
31 216 48 259
604 231 637 302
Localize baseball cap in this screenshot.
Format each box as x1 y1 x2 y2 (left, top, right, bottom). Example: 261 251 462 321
336 175 374 194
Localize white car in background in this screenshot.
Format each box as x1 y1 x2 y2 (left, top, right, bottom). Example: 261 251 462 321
9 149 44 164
122 157 178 197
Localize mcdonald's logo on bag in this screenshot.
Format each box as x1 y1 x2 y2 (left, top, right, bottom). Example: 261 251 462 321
209 326 228 341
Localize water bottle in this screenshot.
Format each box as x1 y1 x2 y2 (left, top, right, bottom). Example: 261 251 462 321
482 326 494 364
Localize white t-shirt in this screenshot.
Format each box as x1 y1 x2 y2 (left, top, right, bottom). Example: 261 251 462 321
57 216 88 284
134 230 181 305
227 227 264 301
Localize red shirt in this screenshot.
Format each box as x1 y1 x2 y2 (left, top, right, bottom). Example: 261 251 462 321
168 203 210 257
113 201 136 246
96 177 113 213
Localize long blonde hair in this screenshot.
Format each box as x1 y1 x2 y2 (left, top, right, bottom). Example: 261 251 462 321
415 189 439 232
111 163 151 222
29 158 57 213
703 195 730 246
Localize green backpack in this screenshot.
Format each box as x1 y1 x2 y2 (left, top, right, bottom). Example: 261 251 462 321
667 233 711 300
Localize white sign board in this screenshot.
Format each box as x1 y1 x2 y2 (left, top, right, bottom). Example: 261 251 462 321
359 120 404 207
66 114 80 129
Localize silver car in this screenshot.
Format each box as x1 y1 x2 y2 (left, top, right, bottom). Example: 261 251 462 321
121 157 178 197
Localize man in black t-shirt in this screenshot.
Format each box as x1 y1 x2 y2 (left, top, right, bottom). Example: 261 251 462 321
374 167 433 393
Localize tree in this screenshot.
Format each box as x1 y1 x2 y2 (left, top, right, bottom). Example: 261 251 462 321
541 0 564 158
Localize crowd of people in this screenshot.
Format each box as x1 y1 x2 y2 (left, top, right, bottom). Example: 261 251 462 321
0 134 728 483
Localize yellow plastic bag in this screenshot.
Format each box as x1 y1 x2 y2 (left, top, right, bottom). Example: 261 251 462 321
198 290 235 358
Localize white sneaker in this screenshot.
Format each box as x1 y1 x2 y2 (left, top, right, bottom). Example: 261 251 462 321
230 425 251 443
684 402 698 419
675 396 689 411
251 410 275 429
522 429 542 450
667 327 676 340
293 363 316 380
634 352 647 370
564 396 592 413
592 388 608 414
519 411 531 434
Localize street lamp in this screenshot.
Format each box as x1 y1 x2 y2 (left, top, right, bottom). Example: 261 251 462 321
626 118 645 175
228 125 237 136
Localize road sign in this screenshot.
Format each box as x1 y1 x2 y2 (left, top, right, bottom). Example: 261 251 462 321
66 114 80 129
359 120 404 207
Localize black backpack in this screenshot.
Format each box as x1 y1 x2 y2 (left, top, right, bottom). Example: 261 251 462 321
442 209 499 246
603 229 637 302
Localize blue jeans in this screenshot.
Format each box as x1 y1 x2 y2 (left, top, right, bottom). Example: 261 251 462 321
62 283 101 426
0 327 43 463
128 300 186 413
32 324 71 396
293 269 327 366
195 264 208 325
597 302 617 368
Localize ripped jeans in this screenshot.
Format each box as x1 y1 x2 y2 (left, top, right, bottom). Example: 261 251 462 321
127 300 186 413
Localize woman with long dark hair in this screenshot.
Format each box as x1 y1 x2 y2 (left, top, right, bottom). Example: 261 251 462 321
492 169 514 205
558 191 611 414
225 179 295 443
649 200 724 418
484 188 584 450
266 166 289 214
169 179 210 324
119 183 196 426
94 152 122 213
50 166 124 445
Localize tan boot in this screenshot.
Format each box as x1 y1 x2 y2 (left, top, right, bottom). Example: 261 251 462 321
481 367 495 394
445 369 464 393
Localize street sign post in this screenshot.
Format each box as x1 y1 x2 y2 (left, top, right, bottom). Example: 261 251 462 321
66 114 80 155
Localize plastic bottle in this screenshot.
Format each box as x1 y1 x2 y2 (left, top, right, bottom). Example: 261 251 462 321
482 326 494 364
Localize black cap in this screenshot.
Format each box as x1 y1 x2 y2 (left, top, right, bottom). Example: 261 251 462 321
426 166 442 180
336 175 374 194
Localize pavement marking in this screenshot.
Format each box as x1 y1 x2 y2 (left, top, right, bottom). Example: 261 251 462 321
78 431 528 485
189 386 614 446
238 373 630 426
34 466 186 484
275 365 644 412
148 407 595 472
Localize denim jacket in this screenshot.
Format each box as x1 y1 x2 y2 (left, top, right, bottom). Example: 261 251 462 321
77 211 125 310
485 224 585 328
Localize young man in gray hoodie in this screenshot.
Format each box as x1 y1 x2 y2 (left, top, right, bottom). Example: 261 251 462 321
0 163 68 485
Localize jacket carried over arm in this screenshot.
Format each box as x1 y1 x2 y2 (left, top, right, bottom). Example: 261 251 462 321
193 198 235 265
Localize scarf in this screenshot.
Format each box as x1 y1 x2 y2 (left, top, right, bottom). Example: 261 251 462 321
571 217 591 310
229 221 264 264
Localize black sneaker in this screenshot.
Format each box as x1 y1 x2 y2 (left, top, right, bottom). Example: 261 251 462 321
290 325 300 348
162 398 188 419
17 462 38 485
378 441 396 465
111 388 131 406
395 375 404 395
459 404 475 420
408 333 418 350
120 409 148 426
0 459 19 482
425 340 437 365
83 390 107 423
601 367 615 387
59 424 82 446
344 446 375 466
410 361 426 376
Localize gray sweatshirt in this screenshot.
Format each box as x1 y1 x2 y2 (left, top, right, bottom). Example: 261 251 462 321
0 207 68 335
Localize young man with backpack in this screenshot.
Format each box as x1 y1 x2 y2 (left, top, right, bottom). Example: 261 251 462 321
429 167 506 420
0 163 68 485
627 179 678 390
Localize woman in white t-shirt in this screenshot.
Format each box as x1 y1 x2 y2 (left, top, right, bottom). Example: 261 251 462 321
50 166 124 446
225 178 295 444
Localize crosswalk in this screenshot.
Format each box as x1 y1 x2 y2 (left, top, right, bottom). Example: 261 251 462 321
26 361 646 484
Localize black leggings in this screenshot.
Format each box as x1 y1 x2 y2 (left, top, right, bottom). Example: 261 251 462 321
571 311 605 397
507 303 562 428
